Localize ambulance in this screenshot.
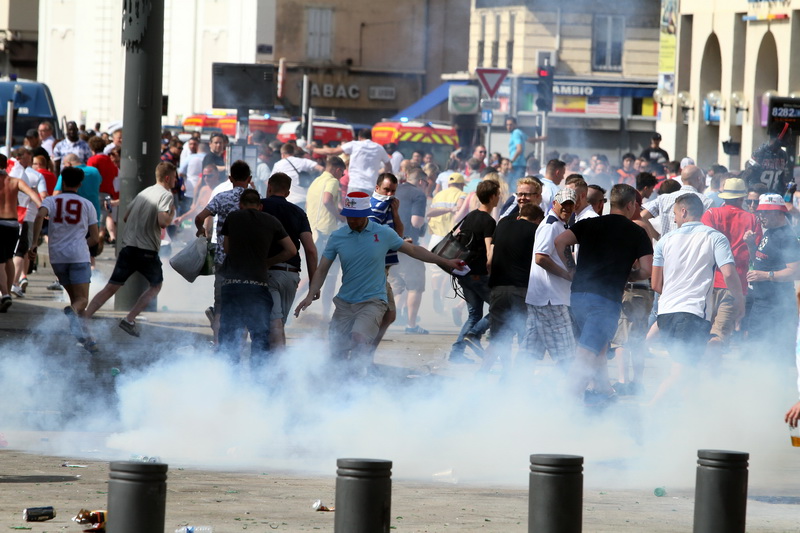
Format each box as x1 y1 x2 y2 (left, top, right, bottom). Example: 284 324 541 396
371 120 459 167
183 113 288 141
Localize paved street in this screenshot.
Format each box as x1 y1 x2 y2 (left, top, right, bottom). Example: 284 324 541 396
0 242 799 531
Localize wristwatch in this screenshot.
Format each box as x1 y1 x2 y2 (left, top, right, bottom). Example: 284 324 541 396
769 271 775 281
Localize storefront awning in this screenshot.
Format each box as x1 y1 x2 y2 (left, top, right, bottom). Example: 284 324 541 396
389 81 468 121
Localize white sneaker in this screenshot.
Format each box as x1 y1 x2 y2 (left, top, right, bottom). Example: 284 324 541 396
10 285 24 298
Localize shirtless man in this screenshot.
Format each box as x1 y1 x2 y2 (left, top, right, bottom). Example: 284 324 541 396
0 154 42 311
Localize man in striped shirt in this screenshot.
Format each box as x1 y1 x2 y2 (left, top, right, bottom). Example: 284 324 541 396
369 172 404 349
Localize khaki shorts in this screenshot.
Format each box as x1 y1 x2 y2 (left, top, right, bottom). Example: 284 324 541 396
267 269 301 323
385 266 396 312
710 287 736 344
388 253 426 295
329 297 389 356
610 287 654 349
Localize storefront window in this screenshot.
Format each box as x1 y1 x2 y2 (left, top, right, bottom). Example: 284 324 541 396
593 15 624 72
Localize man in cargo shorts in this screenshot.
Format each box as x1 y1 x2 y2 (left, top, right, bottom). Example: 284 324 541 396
294 191 462 375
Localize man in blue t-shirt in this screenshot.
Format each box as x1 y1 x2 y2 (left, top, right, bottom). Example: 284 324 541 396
295 191 461 375
506 117 528 184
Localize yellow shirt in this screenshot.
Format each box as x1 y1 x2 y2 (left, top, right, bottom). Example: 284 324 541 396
428 186 466 237
306 171 341 237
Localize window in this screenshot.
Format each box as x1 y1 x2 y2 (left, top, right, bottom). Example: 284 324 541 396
477 14 486 67
306 7 333 60
592 15 624 72
491 14 501 67
506 13 515 70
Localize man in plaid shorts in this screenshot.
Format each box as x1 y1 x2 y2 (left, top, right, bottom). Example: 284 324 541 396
525 188 577 370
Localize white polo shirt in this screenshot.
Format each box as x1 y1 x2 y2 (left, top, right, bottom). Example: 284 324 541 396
654 221 734 320
526 209 572 306
540 177 560 213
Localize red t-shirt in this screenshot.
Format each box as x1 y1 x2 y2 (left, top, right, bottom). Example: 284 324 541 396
701 204 762 292
39 169 58 195
87 154 119 199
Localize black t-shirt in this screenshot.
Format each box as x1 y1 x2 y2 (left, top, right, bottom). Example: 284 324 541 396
220 208 288 283
458 209 496 275
202 152 225 170
261 195 311 270
570 214 653 302
395 182 427 243
752 223 800 301
640 147 669 165
490 216 537 288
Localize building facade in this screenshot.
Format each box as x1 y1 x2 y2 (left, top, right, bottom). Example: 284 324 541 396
655 0 800 171
36 0 468 132
466 0 661 164
0 0 39 80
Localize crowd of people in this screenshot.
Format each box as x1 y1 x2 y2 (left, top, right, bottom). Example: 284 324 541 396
6 118 800 413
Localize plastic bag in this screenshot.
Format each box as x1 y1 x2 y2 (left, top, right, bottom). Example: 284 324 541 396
169 237 208 282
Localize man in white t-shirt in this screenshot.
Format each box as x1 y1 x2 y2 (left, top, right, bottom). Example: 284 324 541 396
30 166 99 353
271 143 323 207
525 188 577 369
314 128 391 194
10 148 48 297
649 193 743 404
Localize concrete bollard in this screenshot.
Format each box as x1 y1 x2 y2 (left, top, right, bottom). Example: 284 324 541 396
529 454 583 533
107 461 168 533
334 458 392 533
693 449 748 533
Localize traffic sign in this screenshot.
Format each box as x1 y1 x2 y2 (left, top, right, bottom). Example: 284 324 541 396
475 68 509 99
481 109 493 124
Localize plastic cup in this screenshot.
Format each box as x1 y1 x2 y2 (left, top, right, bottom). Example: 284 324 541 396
788 424 800 447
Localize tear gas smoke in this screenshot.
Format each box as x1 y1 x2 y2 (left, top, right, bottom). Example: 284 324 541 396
0 297 794 490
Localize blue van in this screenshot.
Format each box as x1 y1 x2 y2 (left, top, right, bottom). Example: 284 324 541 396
0 78 62 143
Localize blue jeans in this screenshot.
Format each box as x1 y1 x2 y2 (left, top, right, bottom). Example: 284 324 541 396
219 282 274 369
451 274 491 355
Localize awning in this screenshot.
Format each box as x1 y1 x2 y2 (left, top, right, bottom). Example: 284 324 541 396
389 81 468 121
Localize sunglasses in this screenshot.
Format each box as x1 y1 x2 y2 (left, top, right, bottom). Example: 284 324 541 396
744 200 759 205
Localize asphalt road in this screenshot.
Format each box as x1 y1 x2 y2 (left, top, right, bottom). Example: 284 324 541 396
0 241 799 531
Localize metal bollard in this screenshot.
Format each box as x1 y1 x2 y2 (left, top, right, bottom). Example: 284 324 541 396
529 454 583 533
693 449 748 533
107 461 168 533
334 458 392 533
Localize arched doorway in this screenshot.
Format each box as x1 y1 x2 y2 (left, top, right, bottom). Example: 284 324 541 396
750 32 779 150
697 34 721 167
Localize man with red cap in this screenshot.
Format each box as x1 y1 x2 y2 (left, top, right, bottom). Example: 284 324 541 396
745 193 800 365
295 191 463 375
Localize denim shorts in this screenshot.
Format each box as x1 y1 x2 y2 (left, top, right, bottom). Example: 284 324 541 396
109 246 163 286
52 262 92 286
570 292 622 355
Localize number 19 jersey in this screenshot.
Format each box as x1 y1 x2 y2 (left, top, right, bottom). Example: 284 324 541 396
41 192 98 264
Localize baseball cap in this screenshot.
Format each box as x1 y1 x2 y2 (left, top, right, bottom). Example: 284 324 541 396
718 178 747 200
680 156 695 169
652 132 662 141
756 193 788 212
448 172 465 184
340 191 372 217
25 129 37 138
554 188 577 205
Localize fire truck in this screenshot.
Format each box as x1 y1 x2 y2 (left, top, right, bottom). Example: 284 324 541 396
183 113 288 141
276 119 354 147
371 120 459 167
